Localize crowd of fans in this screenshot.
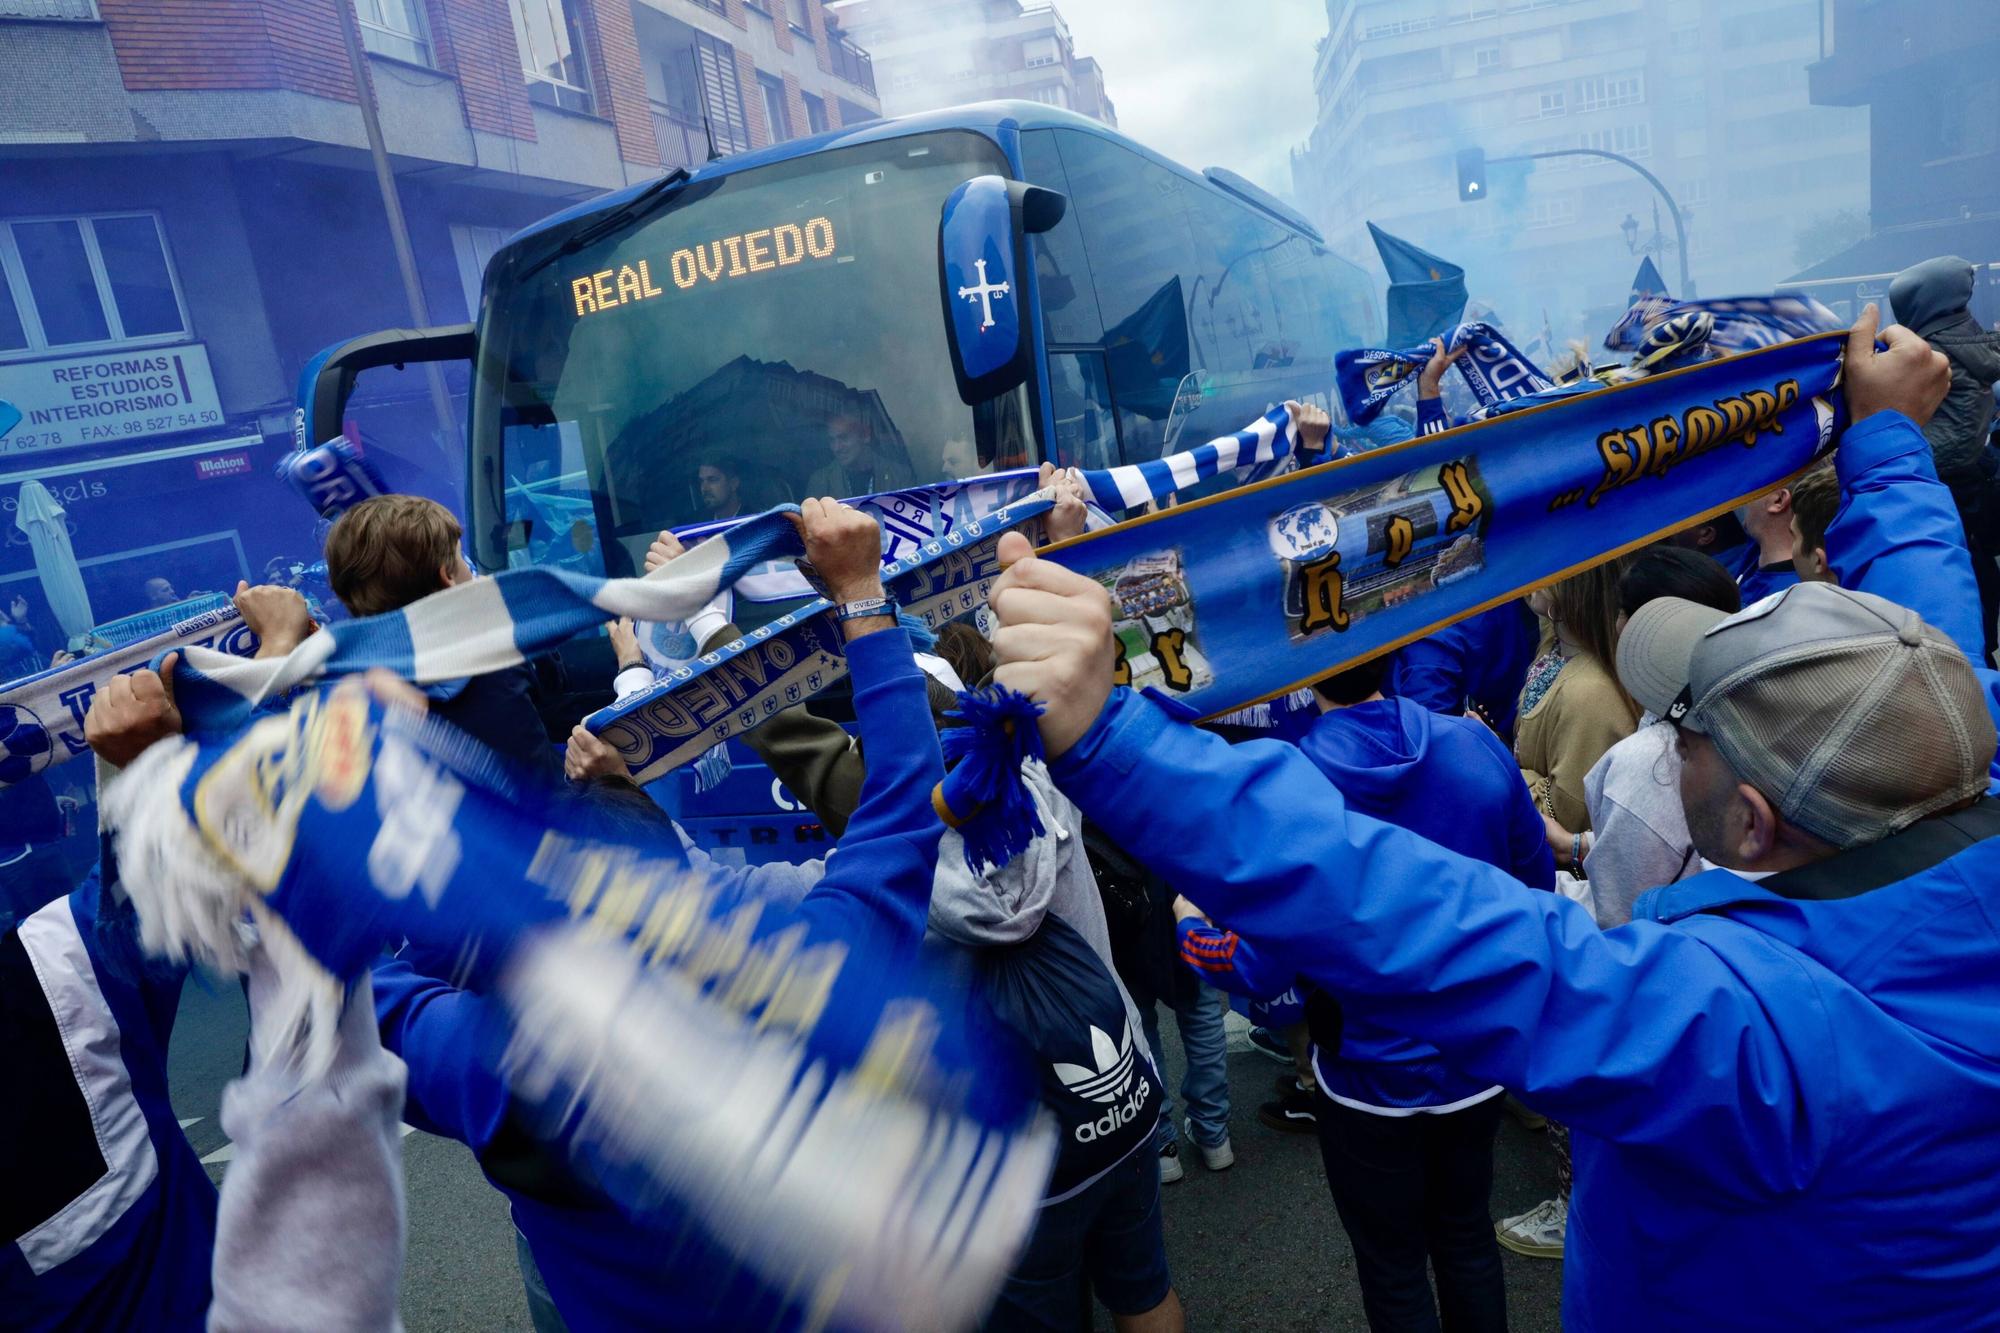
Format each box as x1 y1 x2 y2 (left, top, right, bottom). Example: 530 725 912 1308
4 266 1999 1333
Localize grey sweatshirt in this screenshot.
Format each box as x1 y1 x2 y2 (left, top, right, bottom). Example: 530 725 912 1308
1580 717 1701 927
208 967 408 1332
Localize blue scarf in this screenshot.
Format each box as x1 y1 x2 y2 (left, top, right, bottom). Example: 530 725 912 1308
1336 322 1554 426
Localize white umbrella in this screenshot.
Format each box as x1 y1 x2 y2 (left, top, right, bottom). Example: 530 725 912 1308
15 480 94 641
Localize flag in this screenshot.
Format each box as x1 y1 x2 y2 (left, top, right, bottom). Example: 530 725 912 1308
1335 324 1553 426
1631 255 1669 304
1103 276 1191 420
1369 223 1468 348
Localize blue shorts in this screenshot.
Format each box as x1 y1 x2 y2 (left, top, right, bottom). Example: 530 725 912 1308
984 1146 1171 1330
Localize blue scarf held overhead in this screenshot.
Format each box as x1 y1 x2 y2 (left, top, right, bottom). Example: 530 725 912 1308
1335 322 1555 427
103 685 1052 1332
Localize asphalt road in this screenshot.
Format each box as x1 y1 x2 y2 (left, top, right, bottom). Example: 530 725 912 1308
168 980 1564 1331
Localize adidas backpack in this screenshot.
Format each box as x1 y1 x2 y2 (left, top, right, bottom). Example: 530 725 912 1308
975 913 1161 1201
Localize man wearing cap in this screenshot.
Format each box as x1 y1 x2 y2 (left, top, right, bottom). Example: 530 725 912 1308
977 323 2000 1328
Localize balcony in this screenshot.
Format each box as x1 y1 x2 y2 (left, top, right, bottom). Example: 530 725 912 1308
0 0 98 16
830 36 876 95
651 100 707 173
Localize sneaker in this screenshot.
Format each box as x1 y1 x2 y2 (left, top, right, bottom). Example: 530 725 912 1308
1257 1085 1317 1135
1245 1026 1291 1064
1504 1094 1548 1132
1495 1197 1566 1259
1186 1119 1234 1171
1158 1139 1184 1184
1273 1073 1313 1099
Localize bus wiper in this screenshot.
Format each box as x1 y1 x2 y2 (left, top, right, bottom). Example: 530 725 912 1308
518 167 691 282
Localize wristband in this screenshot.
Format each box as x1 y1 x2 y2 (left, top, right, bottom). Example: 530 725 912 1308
834 595 896 623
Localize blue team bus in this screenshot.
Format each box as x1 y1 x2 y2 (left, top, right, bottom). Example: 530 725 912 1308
301 101 1379 858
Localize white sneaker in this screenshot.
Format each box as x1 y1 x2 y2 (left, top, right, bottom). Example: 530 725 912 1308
1495 1196 1566 1258
1188 1119 1234 1171
1158 1140 1184 1184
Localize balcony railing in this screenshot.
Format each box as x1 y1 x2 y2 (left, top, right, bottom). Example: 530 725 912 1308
652 101 707 172
830 37 875 95
0 0 99 17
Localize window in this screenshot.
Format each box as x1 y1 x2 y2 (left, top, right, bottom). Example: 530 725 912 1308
689 0 724 12
1524 198 1576 230
511 0 594 113
1575 72 1644 111
802 91 829 135
785 0 811 29
1029 84 1069 107
691 32 751 152
1580 123 1650 158
1537 89 1565 117
354 0 431 66
0 213 188 357
758 73 792 143
449 224 512 321
1474 47 1501 72
1024 35 1060 68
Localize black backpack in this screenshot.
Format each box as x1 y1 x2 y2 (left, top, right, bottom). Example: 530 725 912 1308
976 913 1162 1201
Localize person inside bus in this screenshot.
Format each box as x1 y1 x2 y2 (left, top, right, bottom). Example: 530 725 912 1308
807 412 913 499
695 451 748 522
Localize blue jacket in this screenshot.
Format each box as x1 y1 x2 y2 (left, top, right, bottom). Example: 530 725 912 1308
3 871 217 1331
373 627 947 1333
1054 687 2000 1331
1385 600 1541 740
1829 409 2000 776
1180 698 1551 1110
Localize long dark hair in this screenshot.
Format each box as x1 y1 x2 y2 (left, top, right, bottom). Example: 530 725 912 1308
1543 557 1629 671
1618 545 1741 620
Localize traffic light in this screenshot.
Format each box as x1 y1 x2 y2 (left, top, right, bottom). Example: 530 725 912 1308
1456 148 1488 202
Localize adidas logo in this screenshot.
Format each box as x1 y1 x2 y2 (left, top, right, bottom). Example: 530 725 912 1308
1054 1023 1137 1105
1053 1023 1153 1145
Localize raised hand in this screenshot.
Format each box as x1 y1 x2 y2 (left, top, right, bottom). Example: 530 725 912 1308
1843 302 1952 427
988 531 1117 759
86 652 183 767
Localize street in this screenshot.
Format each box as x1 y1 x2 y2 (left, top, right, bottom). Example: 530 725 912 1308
168 980 1563 1330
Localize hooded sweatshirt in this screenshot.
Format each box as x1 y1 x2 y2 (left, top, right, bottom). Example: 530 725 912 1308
1890 256 2000 478
1180 697 1552 1112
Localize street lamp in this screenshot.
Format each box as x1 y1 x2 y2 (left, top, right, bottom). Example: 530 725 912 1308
1457 145 1694 297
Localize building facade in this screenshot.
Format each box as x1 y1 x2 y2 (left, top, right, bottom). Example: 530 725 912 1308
1786 0 2000 321
0 0 878 658
1290 0 1868 343
828 0 1114 126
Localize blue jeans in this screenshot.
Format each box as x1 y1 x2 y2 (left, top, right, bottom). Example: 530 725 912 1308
1141 982 1230 1150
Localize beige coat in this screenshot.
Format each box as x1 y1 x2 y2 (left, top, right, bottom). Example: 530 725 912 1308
1514 653 1638 833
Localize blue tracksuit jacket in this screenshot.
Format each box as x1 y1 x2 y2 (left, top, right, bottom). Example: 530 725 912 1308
1180 698 1552 1110
1829 409 2000 776
373 627 947 1332
3 871 217 1330
1385 600 1541 740
1053 671 2000 1331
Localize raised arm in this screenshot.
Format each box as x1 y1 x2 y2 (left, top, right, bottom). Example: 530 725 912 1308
785 499 945 954
988 533 1821 1192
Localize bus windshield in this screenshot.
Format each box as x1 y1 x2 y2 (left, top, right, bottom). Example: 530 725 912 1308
470 129 1025 576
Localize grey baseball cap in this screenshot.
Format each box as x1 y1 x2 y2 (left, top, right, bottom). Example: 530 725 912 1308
1615 581 1997 849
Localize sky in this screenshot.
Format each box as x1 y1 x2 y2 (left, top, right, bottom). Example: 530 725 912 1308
1059 1 1328 201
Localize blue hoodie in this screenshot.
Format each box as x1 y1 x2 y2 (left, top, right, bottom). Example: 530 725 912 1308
1056 687 2000 1331
1385 600 1541 740
1181 698 1551 1110
372 626 949 1333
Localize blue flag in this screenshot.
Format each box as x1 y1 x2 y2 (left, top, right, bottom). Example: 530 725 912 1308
1335 323 1553 426
1631 255 1669 304
1369 223 1468 348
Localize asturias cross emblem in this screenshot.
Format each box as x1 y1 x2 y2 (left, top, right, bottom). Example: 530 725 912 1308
956 258 1010 332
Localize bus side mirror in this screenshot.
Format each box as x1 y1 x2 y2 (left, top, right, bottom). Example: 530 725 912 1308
294 325 476 454
938 175 1067 406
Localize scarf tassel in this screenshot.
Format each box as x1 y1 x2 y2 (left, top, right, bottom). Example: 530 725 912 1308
932 685 1047 875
